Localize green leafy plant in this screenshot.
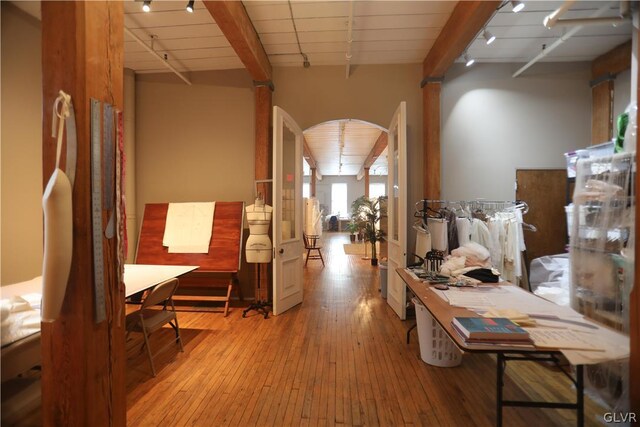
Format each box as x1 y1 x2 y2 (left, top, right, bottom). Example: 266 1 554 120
351 195 386 262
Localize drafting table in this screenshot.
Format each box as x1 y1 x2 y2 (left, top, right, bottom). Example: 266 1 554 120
135 202 245 316
397 268 629 427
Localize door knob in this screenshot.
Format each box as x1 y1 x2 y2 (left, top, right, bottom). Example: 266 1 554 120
279 248 284 254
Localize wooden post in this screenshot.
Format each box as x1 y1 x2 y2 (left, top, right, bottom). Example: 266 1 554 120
591 41 632 145
423 82 441 199
41 2 125 425
591 80 614 145
310 168 316 197
255 83 272 301
364 168 370 198
631 25 640 415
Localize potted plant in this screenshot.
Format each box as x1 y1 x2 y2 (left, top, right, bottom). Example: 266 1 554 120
346 220 358 243
351 196 385 266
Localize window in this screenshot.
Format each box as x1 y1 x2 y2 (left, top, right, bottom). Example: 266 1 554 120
303 183 310 199
331 183 348 217
369 183 386 200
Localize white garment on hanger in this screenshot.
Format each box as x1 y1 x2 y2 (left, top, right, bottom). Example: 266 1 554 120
415 226 432 261
469 218 491 251
456 217 471 246
427 218 448 252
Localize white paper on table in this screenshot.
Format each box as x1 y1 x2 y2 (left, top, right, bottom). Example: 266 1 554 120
439 289 496 309
162 202 215 254
525 327 605 351
560 328 630 365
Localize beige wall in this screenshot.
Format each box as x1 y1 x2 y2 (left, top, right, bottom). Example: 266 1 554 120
124 69 138 263
272 64 424 254
1 3 43 285
135 70 256 295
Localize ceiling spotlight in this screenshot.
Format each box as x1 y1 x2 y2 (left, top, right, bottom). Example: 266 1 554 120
142 0 151 12
483 30 496 45
511 1 524 13
186 0 195 13
464 53 475 67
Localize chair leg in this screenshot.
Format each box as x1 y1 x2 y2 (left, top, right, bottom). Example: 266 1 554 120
170 319 184 352
318 249 325 266
305 248 311 266
141 323 156 377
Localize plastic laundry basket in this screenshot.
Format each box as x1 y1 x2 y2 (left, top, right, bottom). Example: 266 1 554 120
412 297 462 367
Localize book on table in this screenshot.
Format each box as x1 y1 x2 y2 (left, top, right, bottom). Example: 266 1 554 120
452 317 531 343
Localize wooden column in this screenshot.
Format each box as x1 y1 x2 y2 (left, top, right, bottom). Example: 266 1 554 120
423 82 441 199
41 2 125 426
631 26 640 414
591 80 614 145
364 168 370 197
255 84 272 301
310 168 317 197
591 41 632 145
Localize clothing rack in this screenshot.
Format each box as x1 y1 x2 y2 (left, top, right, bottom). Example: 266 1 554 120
413 198 535 290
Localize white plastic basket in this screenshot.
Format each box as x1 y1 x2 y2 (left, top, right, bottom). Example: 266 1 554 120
412 298 462 367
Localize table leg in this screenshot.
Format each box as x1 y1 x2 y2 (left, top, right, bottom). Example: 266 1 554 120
497 353 504 427
577 365 584 427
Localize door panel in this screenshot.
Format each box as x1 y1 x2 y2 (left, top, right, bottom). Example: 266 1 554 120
386 102 407 320
273 107 304 315
515 169 568 267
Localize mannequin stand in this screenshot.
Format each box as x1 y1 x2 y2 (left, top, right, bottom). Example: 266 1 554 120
242 264 271 319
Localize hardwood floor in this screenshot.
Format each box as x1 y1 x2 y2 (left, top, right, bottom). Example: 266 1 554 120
126 233 606 426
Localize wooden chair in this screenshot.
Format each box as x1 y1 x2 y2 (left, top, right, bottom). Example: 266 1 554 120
125 278 184 377
303 233 325 266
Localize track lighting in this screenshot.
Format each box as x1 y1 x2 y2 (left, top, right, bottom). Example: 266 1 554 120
142 0 151 12
511 1 524 13
186 0 195 13
483 29 496 45
464 53 475 67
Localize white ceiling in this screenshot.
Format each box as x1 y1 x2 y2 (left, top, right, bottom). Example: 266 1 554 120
10 1 634 178
304 120 386 176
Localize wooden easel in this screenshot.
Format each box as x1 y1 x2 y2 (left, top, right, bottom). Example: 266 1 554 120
135 202 245 316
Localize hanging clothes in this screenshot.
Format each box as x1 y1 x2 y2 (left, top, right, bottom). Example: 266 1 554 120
456 217 471 246
414 225 432 262
469 218 491 250
439 208 459 252
427 218 448 252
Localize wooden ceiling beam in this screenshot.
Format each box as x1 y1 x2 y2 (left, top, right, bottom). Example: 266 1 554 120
357 131 387 181
203 1 271 81
422 1 500 79
592 40 632 79
303 138 322 180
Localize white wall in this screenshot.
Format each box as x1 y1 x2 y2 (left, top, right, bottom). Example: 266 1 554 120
441 62 592 201
313 175 387 217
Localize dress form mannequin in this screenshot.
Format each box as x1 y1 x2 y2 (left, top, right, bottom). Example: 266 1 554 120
245 197 273 263
42 91 75 322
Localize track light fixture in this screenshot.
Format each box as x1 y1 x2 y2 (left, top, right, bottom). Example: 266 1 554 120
464 53 475 67
142 0 151 12
186 0 195 13
483 29 496 45
511 1 525 13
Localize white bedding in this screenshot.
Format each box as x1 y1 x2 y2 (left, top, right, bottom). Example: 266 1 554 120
1 277 42 347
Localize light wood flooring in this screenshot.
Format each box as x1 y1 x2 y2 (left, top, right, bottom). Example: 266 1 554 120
126 233 607 426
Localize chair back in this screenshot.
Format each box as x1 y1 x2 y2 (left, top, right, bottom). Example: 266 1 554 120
142 278 179 309
303 233 309 248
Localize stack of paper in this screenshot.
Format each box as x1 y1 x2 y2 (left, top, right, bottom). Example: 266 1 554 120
163 202 215 253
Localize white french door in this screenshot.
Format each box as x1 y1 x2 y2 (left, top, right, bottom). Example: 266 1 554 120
386 102 408 319
272 106 304 315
